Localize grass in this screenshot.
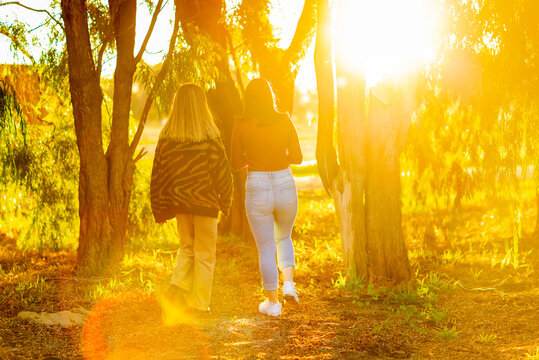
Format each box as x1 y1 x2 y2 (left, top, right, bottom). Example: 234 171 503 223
14 275 51 307
290 162 318 177
437 325 458 339
470 268 483 279
478 332 497 343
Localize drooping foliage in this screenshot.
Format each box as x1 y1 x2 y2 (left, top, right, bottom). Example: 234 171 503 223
137 30 221 118
400 0 539 255
0 65 79 250
0 78 25 179
405 0 539 214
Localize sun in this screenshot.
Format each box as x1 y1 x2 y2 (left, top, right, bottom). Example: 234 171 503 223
334 0 439 88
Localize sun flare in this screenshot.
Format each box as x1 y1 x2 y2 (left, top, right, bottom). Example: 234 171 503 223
335 0 439 88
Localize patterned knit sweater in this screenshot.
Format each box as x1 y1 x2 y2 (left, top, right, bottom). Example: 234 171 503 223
150 138 233 222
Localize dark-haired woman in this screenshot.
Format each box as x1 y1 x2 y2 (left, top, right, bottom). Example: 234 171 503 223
231 78 303 317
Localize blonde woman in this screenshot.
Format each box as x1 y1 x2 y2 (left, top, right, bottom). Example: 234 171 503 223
151 83 233 313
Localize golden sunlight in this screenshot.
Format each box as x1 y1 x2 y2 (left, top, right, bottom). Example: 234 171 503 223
334 0 439 87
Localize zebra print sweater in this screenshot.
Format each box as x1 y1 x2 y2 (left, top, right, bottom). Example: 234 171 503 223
150 138 233 223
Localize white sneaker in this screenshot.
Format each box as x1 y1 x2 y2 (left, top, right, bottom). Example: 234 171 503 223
283 281 299 305
258 299 282 316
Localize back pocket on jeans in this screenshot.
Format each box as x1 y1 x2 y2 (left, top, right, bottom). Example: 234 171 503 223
279 182 297 206
245 181 269 208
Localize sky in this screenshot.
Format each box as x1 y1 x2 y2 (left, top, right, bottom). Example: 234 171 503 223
0 0 174 73
0 0 316 91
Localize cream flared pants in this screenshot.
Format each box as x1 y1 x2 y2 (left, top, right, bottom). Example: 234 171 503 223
170 214 217 311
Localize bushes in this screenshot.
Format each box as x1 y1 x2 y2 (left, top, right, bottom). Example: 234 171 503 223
1 120 79 250
1 119 180 251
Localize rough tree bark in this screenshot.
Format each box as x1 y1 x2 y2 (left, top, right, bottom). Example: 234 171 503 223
534 157 539 237
334 74 369 280
315 0 368 279
105 0 138 267
61 0 111 272
365 87 412 283
535 180 539 237
62 0 174 274
315 0 412 284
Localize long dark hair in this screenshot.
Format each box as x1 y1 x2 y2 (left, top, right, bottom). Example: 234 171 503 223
241 78 286 126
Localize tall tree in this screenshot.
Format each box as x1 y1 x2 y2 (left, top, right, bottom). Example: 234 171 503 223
453 0 539 237
60 0 180 274
315 0 412 283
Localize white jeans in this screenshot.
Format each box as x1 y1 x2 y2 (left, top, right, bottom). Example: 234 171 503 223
245 168 298 290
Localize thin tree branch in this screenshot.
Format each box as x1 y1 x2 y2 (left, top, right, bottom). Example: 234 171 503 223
134 147 148 162
0 1 65 31
134 0 164 65
130 5 180 157
96 39 110 79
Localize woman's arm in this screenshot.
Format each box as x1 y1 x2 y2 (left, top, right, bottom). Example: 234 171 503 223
230 121 247 170
286 118 303 165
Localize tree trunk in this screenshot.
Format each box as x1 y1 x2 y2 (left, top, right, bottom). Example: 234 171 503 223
106 0 137 265
316 0 369 280
314 0 338 194
62 0 143 274
334 76 369 280
365 93 412 283
61 0 111 273
535 184 539 237
315 0 411 284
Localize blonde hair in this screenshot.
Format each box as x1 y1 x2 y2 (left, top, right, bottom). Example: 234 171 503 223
159 83 220 142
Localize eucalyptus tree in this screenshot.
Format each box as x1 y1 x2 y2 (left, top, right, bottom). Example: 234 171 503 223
1 0 318 272
0 0 180 273
57 0 183 274
450 0 539 236
315 0 413 283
